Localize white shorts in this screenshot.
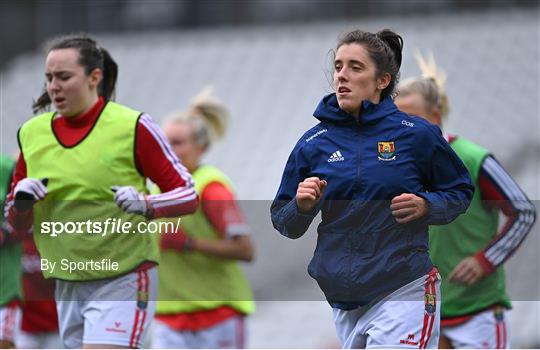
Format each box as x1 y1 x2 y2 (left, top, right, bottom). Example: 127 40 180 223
441 306 510 349
0 302 20 343
152 315 247 349
55 267 157 349
333 268 441 349
14 329 62 349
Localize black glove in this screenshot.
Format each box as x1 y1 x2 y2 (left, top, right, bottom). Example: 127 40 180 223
14 178 48 211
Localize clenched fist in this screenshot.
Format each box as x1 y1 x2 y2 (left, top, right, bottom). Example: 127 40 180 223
111 186 150 217
390 193 428 224
14 178 48 211
296 177 327 214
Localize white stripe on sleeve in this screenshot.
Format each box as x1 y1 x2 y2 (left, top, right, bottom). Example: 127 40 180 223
139 114 194 187
482 157 536 266
138 114 197 210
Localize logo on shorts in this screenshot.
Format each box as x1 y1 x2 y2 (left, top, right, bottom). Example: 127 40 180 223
399 333 418 346
137 291 148 310
377 141 396 161
105 321 127 334
494 306 504 322
425 293 436 315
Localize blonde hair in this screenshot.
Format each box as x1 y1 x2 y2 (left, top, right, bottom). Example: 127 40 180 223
398 51 450 118
166 87 229 151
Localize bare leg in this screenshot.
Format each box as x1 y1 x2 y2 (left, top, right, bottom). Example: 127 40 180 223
0 340 15 349
439 334 454 349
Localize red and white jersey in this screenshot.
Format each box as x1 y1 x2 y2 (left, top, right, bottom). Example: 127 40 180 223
5 97 198 237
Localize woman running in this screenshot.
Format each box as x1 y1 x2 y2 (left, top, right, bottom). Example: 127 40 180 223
271 29 474 349
5 33 198 348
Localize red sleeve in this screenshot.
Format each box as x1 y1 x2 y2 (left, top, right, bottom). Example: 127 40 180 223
474 156 536 275
201 181 249 238
4 153 34 242
21 239 59 332
135 115 198 218
478 170 517 217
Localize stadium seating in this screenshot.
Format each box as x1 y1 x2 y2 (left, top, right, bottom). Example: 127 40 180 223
2 8 537 348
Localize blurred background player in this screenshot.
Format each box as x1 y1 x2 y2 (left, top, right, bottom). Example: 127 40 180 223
395 52 537 349
15 237 61 349
0 154 20 349
153 88 255 349
5 33 198 348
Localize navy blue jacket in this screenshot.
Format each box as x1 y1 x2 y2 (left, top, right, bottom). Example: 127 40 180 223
271 94 474 309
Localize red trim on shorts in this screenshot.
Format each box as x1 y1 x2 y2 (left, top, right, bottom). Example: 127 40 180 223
441 304 507 328
419 309 429 348
495 309 507 350
441 314 474 327
2 307 9 339
134 261 157 273
9 304 18 340
129 271 142 348
2 300 18 341
496 321 501 349
2 307 10 340
134 269 149 347
236 316 245 348
155 306 243 331
502 321 507 348
423 280 436 348
419 267 438 349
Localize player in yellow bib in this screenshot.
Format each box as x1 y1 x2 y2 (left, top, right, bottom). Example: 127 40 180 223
5 34 198 348
153 88 255 349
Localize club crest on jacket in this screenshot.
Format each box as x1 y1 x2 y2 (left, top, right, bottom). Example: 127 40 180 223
377 141 396 161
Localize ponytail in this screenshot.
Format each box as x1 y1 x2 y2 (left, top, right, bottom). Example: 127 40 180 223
414 51 449 118
98 47 118 102
376 29 403 99
32 86 51 114
376 29 403 68
166 87 229 152
398 51 450 119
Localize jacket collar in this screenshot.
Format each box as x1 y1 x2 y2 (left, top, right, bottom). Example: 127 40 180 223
314 93 397 126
